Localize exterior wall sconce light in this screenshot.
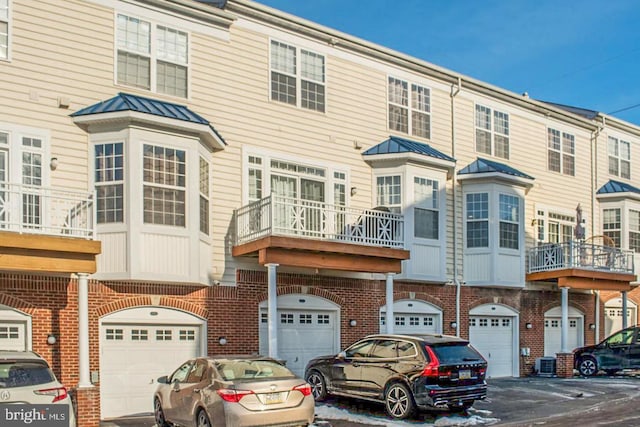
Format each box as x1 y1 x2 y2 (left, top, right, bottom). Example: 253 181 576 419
50 157 59 171
47 334 57 345
526 323 533 329
349 319 357 327
218 336 227 345
450 321 457 329
589 323 596 330
350 187 357 196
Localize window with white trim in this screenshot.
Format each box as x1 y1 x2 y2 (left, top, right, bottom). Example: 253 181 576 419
376 175 401 214
95 143 124 224
270 40 325 112
630 209 640 252
547 128 575 176
475 105 509 158
414 176 438 239
466 193 488 248
388 77 431 139
536 209 574 244
142 144 186 226
603 208 621 247
0 0 8 60
608 136 631 179
117 14 188 98
499 194 519 249
199 156 209 235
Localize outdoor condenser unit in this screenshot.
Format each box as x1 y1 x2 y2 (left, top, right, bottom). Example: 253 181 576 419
535 357 557 376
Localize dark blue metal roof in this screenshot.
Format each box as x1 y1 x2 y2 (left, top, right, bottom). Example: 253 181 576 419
71 93 226 145
362 136 455 162
458 157 534 180
539 101 599 120
597 180 640 195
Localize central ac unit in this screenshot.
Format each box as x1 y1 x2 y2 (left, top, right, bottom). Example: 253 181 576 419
535 357 556 376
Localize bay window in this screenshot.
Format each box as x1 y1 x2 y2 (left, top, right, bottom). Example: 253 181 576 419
142 144 186 226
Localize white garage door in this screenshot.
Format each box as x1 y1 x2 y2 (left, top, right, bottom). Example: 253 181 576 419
605 298 637 337
469 304 517 378
544 317 581 356
0 308 30 351
259 294 339 377
380 299 442 335
100 307 204 419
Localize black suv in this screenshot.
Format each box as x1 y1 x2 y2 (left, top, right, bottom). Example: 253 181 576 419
304 334 487 419
574 325 640 376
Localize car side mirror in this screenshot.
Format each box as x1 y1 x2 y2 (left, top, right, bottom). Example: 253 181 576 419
157 375 169 384
337 351 346 360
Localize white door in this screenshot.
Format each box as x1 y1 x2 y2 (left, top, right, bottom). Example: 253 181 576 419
259 295 339 377
469 315 515 378
605 298 637 337
380 299 442 334
100 307 204 419
544 317 581 356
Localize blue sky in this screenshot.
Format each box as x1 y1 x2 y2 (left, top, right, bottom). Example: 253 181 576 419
258 0 640 126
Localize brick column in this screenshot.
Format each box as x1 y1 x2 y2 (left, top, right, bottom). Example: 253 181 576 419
555 353 574 378
74 387 101 427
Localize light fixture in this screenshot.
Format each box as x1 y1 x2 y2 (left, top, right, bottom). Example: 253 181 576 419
589 323 596 330
526 323 533 329
218 336 227 345
47 334 57 345
450 321 457 329
349 319 357 327
50 157 59 171
350 187 357 197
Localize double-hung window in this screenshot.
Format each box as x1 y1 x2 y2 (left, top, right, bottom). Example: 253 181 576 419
142 144 186 227
475 105 509 158
0 0 8 60
608 136 631 179
629 209 640 252
547 128 575 176
603 208 621 247
95 143 124 224
413 177 438 239
466 193 489 248
199 156 209 235
388 77 431 139
270 40 325 112
117 14 188 98
376 176 402 214
499 194 519 249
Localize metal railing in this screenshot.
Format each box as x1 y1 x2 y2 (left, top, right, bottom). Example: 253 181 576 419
527 241 634 274
0 182 95 239
234 195 404 248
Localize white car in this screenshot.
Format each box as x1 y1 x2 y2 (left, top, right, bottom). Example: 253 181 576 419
0 351 76 427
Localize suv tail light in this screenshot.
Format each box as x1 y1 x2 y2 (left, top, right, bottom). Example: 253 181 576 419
216 388 254 403
422 345 440 378
34 386 68 403
293 383 312 396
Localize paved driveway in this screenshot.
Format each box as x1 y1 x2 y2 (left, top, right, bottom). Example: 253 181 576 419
101 373 640 426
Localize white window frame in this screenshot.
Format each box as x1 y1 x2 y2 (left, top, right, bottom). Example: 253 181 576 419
269 39 326 112
547 128 575 176
629 209 640 252
475 104 509 159
465 192 489 249
94 142 125 224
413 176 439 240
535 207 575 244
116 13 190 98
0 0 9 61
608 136 631 179
199 155 210 235
603 207 621 248
376 175 402 214
387 76 431 139
499 194 520 250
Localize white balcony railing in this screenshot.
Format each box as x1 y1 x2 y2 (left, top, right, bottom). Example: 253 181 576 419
0 182 95 239
234 195 404 248
527 241 634 274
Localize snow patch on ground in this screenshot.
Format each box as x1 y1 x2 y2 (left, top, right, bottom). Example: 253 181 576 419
315 404 500 426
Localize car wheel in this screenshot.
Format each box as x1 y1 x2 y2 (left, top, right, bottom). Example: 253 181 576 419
578 357 598 376
448 401 473 413
154 398 170 427
384 382 416 420
306 370 328 401
196 409 211 427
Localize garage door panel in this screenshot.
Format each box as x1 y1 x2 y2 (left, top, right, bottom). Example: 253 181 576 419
382 314 440 335
469 316 514 378
544 317 581 356
0 322 26 351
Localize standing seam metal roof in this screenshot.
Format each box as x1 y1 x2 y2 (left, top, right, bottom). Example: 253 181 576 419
458 157 534 180
597 179 640 195
362 136 456 162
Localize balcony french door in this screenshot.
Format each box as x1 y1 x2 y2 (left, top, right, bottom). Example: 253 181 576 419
271 174 325 236
0 144 43 231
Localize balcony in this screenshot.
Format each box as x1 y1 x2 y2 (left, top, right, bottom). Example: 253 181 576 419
0 183 101 274
232 195 410 273
526 241 636 291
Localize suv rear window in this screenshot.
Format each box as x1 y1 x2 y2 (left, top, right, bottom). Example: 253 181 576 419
429 343 484 364
0 362 56 388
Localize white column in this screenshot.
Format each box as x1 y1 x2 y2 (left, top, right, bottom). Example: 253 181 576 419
77 273 92 388
266 263 279 358
560 286 569 353
386 273 395 334
622 291 628 329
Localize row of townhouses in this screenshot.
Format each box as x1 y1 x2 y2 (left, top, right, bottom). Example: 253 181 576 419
1 0 639 424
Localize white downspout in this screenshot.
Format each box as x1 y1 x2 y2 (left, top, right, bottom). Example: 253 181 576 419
451 77 461 337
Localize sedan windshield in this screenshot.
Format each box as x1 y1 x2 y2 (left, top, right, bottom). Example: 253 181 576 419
215 360 295 380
